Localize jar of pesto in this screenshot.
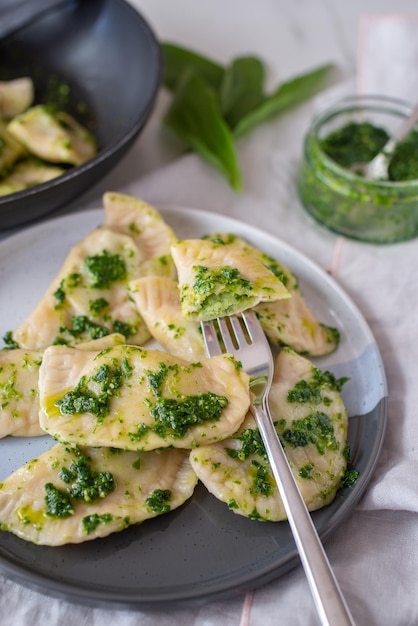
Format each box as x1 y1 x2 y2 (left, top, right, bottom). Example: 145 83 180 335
297 95 418 243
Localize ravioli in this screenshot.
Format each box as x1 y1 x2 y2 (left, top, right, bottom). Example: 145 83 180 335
102 192 177 277
11 228 150 349
171 238 290 321
0 334 126 439
0 77 34 119
0 348 43 437
203 233 339 356
0 119 26 175
0 158 65 196
0 443 197 545
8 105 97 166
190 348 348 521
129 276 206 361
38 344 250 450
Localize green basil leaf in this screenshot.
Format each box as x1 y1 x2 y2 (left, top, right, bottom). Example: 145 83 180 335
163 68 242 190
233 63 333 138
220 56 266 129
162 43 225 92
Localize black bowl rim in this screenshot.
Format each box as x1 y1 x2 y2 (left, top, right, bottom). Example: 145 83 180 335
0 0 162 209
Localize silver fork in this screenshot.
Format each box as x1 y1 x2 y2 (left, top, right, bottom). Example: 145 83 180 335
201 310 355 626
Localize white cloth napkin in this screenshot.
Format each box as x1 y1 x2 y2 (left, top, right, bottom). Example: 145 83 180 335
2 14 418 626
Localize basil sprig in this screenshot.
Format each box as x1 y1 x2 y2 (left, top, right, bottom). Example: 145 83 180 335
162 43 333 190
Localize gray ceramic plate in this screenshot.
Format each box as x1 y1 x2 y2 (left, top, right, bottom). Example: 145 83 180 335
0 206 387 609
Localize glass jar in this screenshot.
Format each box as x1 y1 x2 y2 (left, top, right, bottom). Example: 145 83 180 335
297 95 418 244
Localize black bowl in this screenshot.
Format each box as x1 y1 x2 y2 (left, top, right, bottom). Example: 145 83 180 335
0 0 162 230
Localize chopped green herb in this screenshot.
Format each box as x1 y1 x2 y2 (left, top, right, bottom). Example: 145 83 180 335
150 392 228 438
44 483 74 518
59 452 115 502
82 512 114 534
226 427 267 461
282 411 338 454
146 489 172 514
84 250 127 288
89 297 109 315
2 331 19 350
249 460 273 497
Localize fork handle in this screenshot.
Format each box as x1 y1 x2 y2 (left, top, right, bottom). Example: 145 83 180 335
253 403 355 626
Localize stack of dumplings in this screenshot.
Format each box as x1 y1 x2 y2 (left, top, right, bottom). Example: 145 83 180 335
0 192 350 546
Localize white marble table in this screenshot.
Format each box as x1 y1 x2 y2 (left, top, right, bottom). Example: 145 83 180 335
1 1 418 625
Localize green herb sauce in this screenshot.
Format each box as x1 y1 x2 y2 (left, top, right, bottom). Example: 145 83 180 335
281 411 338 455
44 483 74 518
226 426 267 461
146 489 172 514
150 392 228 438
2 331 19 350
55 359 132 421
84 250 127 288
82 512 114 535
59 452 115 502
193 265 252 297
249 460 273 497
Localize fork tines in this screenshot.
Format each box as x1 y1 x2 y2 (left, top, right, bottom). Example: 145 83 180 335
201 310 259 357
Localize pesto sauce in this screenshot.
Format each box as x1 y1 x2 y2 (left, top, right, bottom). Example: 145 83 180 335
320 121 389 169
44 483 74 518
193 265 252 297
340 468 360 488
82 512 114 535
298 117 418 243
249 460 273 497
287 367 348 405
84 250 127 288
281 411 338 455
320 122 418 181
55 359 132 421
2 331 19 350
150 392 228 438
54 313 137 344
226 427 267 461
146 489 172 514
59 452 115 502
129 361 228 441
89 297 109 315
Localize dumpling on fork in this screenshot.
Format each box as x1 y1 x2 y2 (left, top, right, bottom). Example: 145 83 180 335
203 233 339 356
170 238 290 321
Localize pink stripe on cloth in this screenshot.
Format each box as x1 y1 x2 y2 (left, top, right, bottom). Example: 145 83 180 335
239 590 254 626
326 237 345 279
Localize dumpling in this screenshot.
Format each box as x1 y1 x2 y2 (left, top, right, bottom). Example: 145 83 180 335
0 77 34 119
12 228 152 349
190 348 349 521
0 334 126 439
203 233 339 356
38 344 250 450
7 105 97 166
0 158 65 196
0 348 43 437
171 238 290 321
129 276 206 361
102 192 177 278
0 119 26 175
0 443 197 545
